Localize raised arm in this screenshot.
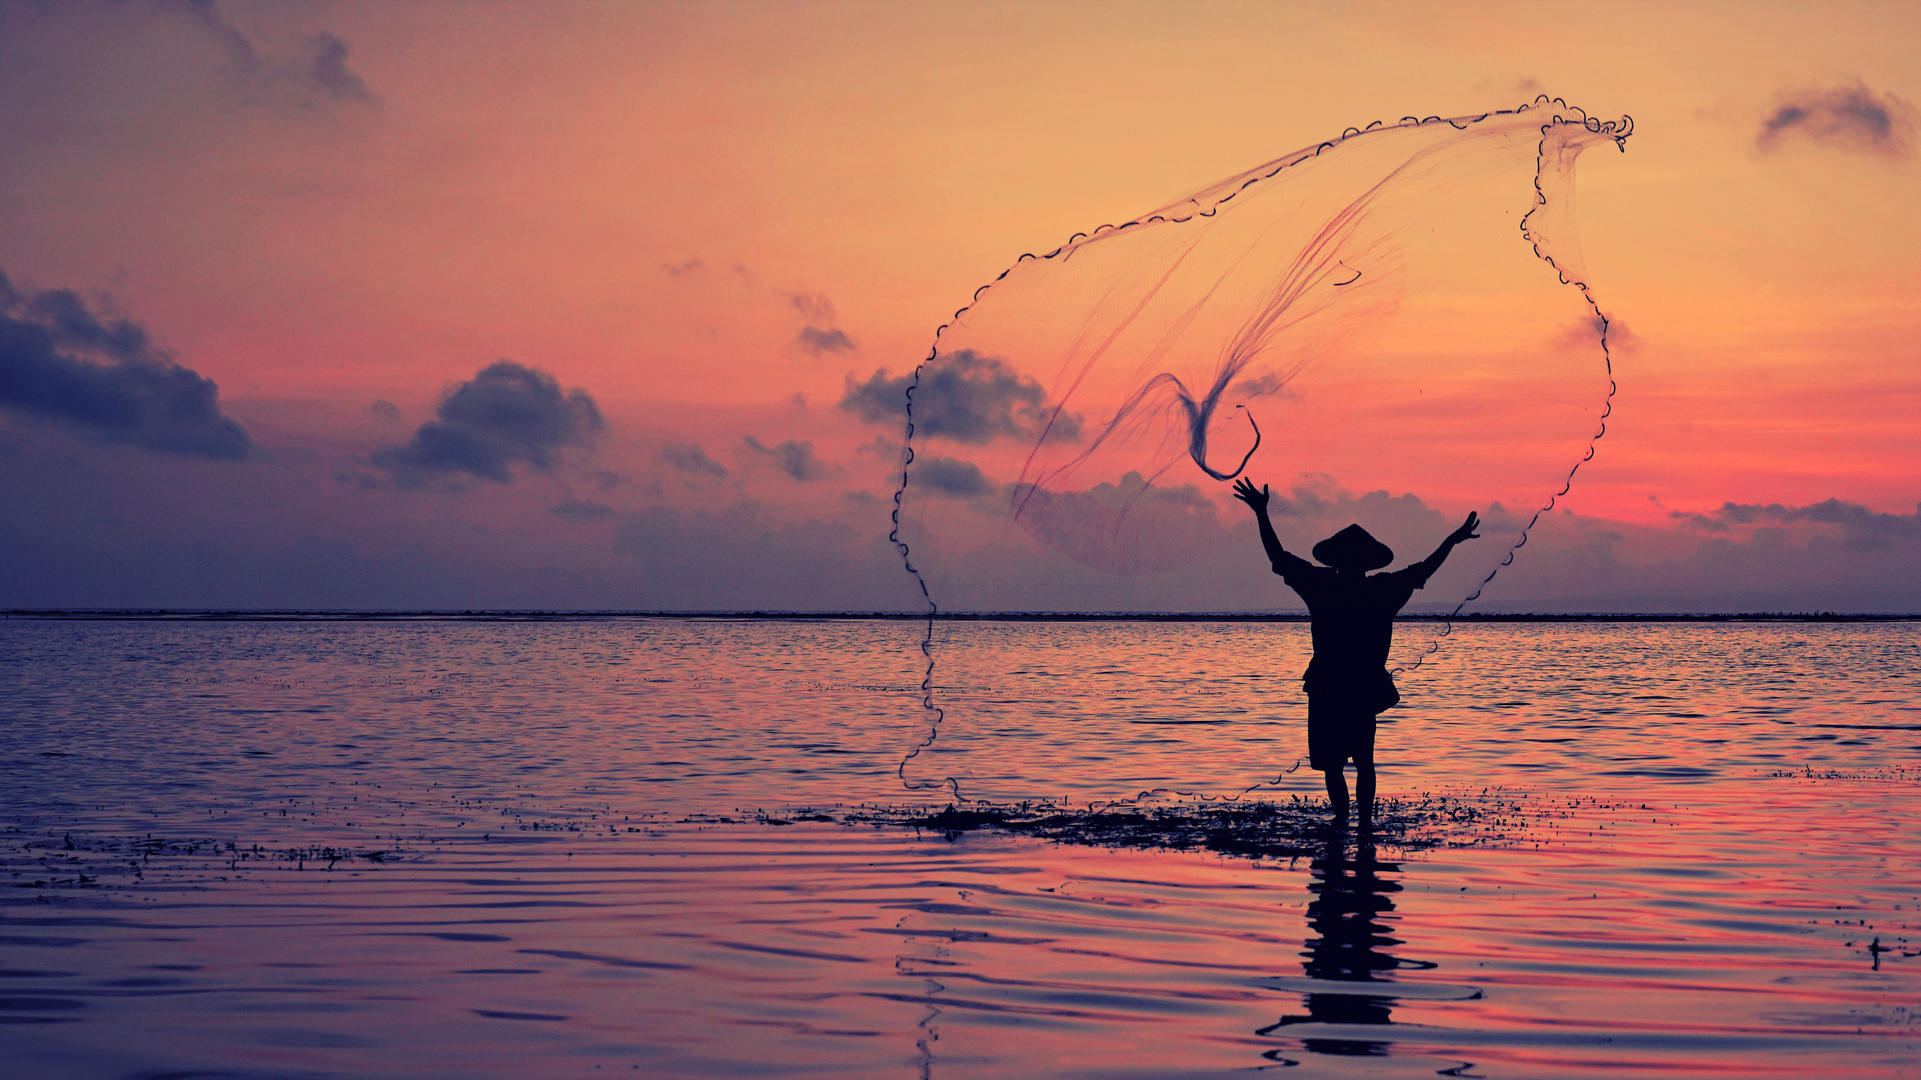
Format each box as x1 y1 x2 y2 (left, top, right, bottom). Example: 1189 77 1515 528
1414 510 1482 579
1232 478 1297 572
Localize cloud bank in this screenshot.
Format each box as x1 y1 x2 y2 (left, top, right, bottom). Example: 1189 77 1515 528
549 498 616 522
787 292 857 356
913 455 993 498
841 349 1081 444
660 441 728 478
612 502 909 610
373 361 602 484
1758 82 1915 159
1674 498 1917 551
0 269 251 459
743 435 828 481
795 326 856 356
172 0 376 111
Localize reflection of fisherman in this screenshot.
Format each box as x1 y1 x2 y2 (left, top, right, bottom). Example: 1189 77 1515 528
1232 478 1480 826
1262 832 1406 1057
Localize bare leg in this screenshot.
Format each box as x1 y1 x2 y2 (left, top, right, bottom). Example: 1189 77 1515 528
1323 767 1349 822
1354 747 1376 833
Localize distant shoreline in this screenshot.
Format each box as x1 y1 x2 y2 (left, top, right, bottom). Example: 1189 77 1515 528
4 610 1916 623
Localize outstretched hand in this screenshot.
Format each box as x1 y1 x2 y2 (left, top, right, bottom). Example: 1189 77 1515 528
1231 477 1270 514
1449 511 1482 545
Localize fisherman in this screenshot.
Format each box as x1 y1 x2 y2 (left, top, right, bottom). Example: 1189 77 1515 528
1231 477 1480 828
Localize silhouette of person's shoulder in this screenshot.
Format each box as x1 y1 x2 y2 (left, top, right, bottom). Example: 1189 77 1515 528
1274 555 1335 597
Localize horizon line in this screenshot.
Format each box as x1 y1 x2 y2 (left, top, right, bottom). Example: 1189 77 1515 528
4 609 1916 623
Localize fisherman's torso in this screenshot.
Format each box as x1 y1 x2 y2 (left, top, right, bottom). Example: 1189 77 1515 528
1283 566 1424 693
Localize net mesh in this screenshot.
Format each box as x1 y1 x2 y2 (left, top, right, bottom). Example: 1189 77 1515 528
890 98 1632 798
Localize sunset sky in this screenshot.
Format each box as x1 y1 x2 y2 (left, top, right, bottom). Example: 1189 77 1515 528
1 0 1916 611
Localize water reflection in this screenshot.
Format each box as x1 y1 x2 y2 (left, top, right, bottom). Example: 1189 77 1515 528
1262 830 1409 1057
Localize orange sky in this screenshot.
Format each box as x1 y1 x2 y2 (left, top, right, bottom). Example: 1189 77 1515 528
0 1 1915 610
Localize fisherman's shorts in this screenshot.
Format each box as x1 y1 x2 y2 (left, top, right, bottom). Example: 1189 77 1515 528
1306 695 1377 772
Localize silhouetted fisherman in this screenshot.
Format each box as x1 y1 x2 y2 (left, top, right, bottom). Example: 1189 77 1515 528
1232 477 1480 827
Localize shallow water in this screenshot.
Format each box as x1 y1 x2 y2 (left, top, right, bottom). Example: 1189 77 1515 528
2 617 1918 1078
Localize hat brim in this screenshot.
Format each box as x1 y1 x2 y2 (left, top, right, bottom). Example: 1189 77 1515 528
1312 527 1394 571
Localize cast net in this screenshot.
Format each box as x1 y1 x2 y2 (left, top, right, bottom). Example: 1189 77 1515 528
888 98 1631 797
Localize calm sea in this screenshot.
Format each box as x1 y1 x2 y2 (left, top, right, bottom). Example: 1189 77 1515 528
2 617 1917 1078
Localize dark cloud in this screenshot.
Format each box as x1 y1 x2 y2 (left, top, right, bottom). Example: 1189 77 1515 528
1229 371 1291 398
302 31 371 102
549 499 616 522
172 0 376 111
1757 82 1915 159
368 399 400 421
1259 479 1461 546
1010 472 1238 575
660 441 728 478
840 349 1082 445
912 455 992 498
1674 498 1919 552
373 361 601 484
787 292 836 321
21 287 153 359
0 269 250 459
785 293 855 356
661 257 705 278
743 435 827 481
173 0 265 76
795 326 857 356
1551 315 1640 355
1482 499 1921 613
